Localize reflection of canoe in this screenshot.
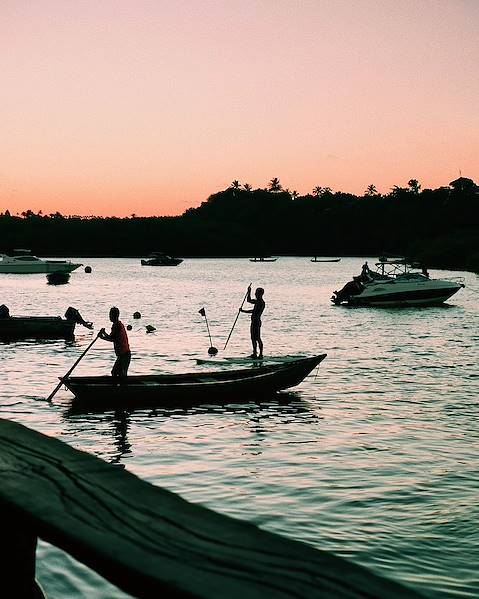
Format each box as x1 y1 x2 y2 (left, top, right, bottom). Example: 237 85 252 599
196 354 308 366
64 355 327 407
0 317 75 340
311 258 341 262
250 257 277 262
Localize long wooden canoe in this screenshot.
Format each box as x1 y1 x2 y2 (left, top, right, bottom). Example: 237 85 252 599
63 354 326 408
0 317 75 340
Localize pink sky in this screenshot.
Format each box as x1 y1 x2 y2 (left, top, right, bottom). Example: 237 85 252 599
1 0 478 216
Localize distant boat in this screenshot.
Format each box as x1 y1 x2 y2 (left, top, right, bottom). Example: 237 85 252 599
141 252 183 266
250 256 277 262
311 257 341 263
0 250 82 274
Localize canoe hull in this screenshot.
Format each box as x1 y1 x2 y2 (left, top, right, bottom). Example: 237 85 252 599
64 355 326 408
0 317 75 340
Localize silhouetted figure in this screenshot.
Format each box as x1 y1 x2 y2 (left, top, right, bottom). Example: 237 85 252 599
360 261 372 282
240 286 265 358
65 306 93 329
422 266 429 278
99 307 131 377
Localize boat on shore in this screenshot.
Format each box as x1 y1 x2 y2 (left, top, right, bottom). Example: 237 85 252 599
63 354 326 408
141 252 183 266
311 257 341 263
0 250 82 274
0 306 92 340
331 258 465 307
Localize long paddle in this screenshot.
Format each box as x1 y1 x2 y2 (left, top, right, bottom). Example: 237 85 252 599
223 284 251 351
46 335 99 401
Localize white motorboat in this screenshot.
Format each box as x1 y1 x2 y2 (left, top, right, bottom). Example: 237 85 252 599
331 258 465 307
0 250 82 274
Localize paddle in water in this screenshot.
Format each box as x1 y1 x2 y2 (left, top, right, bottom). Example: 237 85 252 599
199 307 218 355
46 335 99 402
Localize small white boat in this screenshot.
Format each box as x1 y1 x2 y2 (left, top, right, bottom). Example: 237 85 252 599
331 258 465 307
0 250 82 274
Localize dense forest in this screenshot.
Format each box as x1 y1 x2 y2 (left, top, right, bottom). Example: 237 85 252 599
1 177 478 272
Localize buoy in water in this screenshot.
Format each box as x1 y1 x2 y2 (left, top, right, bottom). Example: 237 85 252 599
126 324 132 331
84 266 92 273
208 346 218 356
133 311 141 319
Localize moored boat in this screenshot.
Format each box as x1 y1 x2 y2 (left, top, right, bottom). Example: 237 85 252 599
63 354 327 408
0 250 82 274
141 252 183 266
250 256 277 262
331 258 465 307
0 305 92 340
46 271 71 285
311 257 341 263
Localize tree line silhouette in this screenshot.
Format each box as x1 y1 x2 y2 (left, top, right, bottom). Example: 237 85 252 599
1 176 478 272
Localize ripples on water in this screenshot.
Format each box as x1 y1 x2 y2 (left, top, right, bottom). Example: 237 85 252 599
1 258 478 598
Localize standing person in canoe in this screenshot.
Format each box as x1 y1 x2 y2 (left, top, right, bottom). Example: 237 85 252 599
240 285 265 359
98 307 131 377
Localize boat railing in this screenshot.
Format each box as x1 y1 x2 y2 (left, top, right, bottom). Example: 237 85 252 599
440 276 466 285
0 418 421 598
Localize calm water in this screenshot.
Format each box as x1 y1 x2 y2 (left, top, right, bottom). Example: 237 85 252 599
1 257 478 598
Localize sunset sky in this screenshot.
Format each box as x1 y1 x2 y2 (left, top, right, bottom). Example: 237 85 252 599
2 0 478 216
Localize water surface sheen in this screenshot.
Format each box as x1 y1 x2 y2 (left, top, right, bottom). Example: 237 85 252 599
1 258 478 598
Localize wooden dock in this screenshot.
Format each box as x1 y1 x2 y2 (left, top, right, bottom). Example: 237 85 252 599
0 419 422 598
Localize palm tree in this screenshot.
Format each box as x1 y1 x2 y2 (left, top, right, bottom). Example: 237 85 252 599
291 190 299 200
364 184 378 196
243 183 252 192
407 179 421 194
268 177 282 192
313 186 323 197
230 180 241 189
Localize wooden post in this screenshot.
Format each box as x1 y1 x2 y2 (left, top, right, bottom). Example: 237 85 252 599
0 508 42 598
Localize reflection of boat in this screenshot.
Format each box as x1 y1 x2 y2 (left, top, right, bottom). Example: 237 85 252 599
0 250 82 274
46 271 71 285
311 257 341 263
250 256 277 262
331 258 465 307
141 252 183 266
63 355 327 407
0 305 92 340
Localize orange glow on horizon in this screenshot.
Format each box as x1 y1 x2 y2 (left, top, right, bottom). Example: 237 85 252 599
1 1 478 218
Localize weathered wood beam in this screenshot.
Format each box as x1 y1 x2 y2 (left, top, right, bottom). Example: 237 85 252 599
0 419 422 598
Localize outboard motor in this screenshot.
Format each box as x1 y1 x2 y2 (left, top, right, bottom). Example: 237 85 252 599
65 306 93 329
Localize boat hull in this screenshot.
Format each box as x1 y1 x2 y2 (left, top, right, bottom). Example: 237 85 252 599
141 259 183 266
0 261 81 274
349 282 463 306
64 354 326 408
0 317 75 340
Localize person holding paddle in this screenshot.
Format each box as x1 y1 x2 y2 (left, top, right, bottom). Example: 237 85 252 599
99 307 131 377
240 285 265 359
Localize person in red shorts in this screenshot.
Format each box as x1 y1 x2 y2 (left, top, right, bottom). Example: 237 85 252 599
99 307 131 377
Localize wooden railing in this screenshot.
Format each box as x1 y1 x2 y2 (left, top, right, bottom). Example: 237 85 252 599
0 419 422 598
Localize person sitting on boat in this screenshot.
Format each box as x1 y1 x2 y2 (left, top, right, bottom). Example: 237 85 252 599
240 285 265 359
360 261 372 282
98 307 131 377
